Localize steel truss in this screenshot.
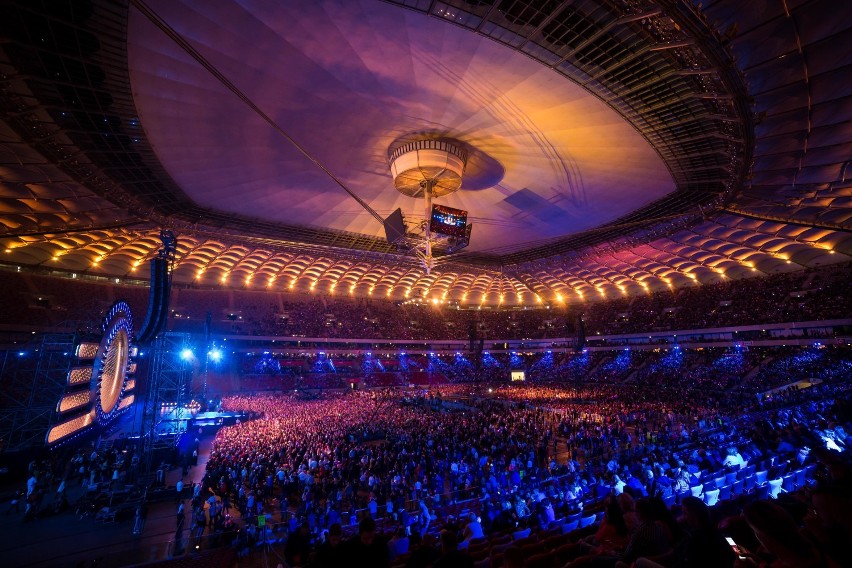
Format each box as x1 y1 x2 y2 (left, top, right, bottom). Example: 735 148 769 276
0 334 76 453
139 331 192 483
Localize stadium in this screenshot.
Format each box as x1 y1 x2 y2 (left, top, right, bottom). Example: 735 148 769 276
0 0 850 566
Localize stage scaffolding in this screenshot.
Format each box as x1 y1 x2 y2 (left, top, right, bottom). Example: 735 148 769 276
139 331 192 483
0 334 76 453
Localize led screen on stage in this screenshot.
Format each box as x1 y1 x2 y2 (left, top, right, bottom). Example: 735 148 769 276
511 371 525 382
430 204 468 238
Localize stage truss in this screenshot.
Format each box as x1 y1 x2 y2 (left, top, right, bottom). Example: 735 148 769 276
0 334 75 453
139 331 192 482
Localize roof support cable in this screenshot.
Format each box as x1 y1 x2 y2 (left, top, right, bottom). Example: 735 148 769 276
129 0 386 227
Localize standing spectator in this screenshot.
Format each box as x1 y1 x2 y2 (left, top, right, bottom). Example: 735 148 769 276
284 520 312 567
434 530 474 568
388 527 411 561
175 502 186 553
406 533 440 568
314 523 346 568
419 499 432 537
344 517 389 567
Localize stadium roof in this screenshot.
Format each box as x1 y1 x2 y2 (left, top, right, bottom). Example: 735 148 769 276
0 0 850 305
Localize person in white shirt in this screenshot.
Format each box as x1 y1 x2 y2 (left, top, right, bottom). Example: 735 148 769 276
462 512 484 544
613 474 626 495
722 447 745 469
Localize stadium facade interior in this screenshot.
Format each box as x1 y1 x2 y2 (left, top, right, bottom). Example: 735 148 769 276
0 1 850 567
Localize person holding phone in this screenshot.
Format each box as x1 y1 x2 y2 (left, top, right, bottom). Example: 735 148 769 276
739 500 841 568
632 497 735 568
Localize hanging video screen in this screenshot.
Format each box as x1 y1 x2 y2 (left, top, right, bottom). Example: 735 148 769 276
430 204 468 238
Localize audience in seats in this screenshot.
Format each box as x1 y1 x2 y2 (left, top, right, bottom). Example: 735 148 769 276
6 263 849 340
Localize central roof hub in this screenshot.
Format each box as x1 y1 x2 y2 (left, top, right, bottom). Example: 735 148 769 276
388 139 468 198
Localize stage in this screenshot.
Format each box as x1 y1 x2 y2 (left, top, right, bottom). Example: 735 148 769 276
154 410 247 434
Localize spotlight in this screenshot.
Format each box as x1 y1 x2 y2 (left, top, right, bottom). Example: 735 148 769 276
180 348 194 361
208 348 222 362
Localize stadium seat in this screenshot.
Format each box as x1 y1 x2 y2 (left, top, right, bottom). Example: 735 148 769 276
514 536 537 549
803 463 818 482
548 518 565 530
755 484 770 500
725 471 738 485
718 484 732 501
793 468 806 489
768 478 783 499
555 543 579 565
782 473 795 492
731 479 744 496
521 542 547 558
703 488 720 506
539 534 565 551
561 520 579 534
525 551 557 568
754 470 768 485
492 541 513 555
578 514 597 528
690 484 704 498
742 475 755 492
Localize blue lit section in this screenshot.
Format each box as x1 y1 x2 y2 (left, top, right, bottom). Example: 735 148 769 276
559 350 590 378
530 351 555 372
314 352 336 372
650 346 683 374
427 353 451 374
759 347 825 382
509 352 524 369
604 349 632 372
313 353 327 373
398 352 411 371
362 352 384 374
253 352 281 374
481 352 502 369
713 351 748 374
454 352 474 371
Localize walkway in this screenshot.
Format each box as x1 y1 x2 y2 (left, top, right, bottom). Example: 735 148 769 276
0 432 217 568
